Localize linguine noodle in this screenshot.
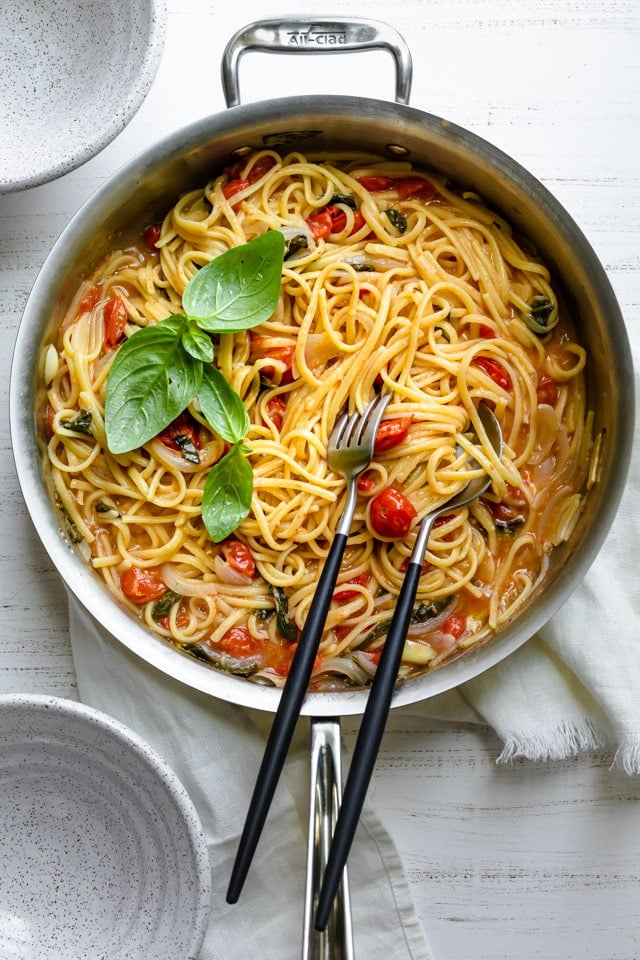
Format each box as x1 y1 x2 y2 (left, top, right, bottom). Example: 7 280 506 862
42 150 593 689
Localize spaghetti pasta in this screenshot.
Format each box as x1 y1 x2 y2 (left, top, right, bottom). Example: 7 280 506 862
42 150 593 689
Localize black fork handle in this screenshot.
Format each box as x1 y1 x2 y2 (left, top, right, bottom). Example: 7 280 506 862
226 529 349 903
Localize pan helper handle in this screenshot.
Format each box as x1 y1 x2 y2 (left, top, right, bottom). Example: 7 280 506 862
221 17 412 107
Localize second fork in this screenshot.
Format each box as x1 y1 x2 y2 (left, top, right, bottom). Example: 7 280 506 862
226 390 391 905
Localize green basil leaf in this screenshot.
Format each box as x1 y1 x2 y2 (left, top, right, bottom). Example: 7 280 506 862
197 365 249 444
201 444 253 542
182 322 214 362
269 584 298 641
183 231 285 332
105 315 203 454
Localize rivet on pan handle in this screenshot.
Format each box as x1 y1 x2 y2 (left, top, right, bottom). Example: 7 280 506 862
221 17 413 108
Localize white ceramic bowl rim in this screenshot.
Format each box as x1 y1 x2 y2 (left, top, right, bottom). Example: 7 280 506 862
0 693 211 960
0 0 167 193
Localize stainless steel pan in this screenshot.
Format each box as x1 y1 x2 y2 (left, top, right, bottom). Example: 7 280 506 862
9 17 634 956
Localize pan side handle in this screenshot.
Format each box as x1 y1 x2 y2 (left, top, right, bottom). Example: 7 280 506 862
302 718 355 960
221 18 412 108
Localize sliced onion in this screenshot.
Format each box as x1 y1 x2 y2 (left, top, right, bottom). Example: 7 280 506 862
313 655 370 686
304 332 339 368
213 554 253 586
149 438 221 473
160 563 219 597
277 224 316 259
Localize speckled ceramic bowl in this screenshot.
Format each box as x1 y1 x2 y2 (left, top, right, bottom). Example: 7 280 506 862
0 0 166 193
0 694 210 960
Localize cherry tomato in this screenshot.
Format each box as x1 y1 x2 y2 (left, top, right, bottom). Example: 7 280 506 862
369 485 417 539
357 471 378 494
222 178 249 207
143 223 163 249
395 176 435 201
356 176 396 192
78 285 100 315
478 324 496 339
472 355 512 390
265 395 287 431
333 571 369 602
158 411 201 451
226 155 276 184
120 567 167 603
158 604 190 631
374 416 412 453
103 297 127 349
306 205 364 240
536 373 559 406
253 343 296 384
217 626 264 659
442 612 466 639
221 540 256 579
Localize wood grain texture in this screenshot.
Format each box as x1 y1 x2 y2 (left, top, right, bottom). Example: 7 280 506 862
1 0 638 955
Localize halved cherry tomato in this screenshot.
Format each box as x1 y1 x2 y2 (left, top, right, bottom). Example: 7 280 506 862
306 205 365 240
369 485 417 539
103 297 127 349
217 626 264 659
158 604 190 631
250 338 296 384
265 395 287 431
121 567 167 603
78 285 100 315
158 411 201 451
221 540 256 579
333 571 369 602
536 373 559 406
222 179 249 207
479 324 496 339
395 176 435 201
357 471 378 494
374 416 412 453
472 356 512 390
356 176 396 192
143 223 163 249
442 612 466 639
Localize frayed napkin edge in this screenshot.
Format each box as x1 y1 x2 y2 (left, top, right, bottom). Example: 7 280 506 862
495 718 640 774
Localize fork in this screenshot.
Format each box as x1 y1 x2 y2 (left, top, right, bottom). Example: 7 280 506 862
226 390 391 904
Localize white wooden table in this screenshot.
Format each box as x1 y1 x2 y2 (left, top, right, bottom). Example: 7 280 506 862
1 1 639 958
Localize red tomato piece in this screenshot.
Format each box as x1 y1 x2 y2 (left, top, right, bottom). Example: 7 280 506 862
275 649 323 678
222 178 249 204
333 571 369 602
252 343 296 384
143 223 163 249
369 485 417 539
395 176 435 201
121 567 167 603
478 324 496 339
472 356 512 390
356 471 377 494
103 297 127 349
374 416 412 453
356 176 397 191
245 155 276 183
218 626 264 659
306 204 364 240
442 612 466 639
265 395 287 431
158 604 190 631
221 540 256 579
78 285 100 315
158 411 201 451
536 373 559 406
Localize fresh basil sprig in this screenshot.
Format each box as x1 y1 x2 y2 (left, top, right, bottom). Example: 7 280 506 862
104 231 285 542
